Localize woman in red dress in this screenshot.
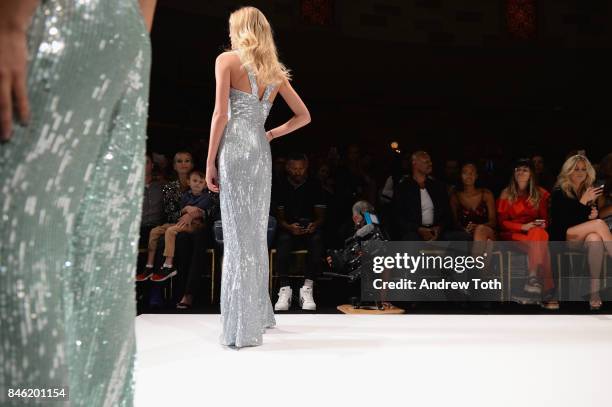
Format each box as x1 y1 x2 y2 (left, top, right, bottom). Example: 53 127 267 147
497 159 556 308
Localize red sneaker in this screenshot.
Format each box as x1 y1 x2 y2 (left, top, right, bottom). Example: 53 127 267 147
150 266 177 282
136 268 154 282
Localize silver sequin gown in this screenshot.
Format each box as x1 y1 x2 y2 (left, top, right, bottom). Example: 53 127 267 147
218 67 277 348
0 1 150 406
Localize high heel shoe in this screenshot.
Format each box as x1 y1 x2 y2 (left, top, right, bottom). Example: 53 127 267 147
589 298 603 311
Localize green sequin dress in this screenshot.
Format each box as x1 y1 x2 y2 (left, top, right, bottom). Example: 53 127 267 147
0 1 151 406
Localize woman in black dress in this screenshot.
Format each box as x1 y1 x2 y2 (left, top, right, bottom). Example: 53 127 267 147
550 155 612 310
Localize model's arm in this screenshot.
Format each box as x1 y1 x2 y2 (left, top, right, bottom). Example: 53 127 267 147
138 0 157 33
266 78 311 140
205 53 232 192
0 0 39 141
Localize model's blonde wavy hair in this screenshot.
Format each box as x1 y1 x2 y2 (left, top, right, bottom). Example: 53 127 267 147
229 7 291 85
555 155 596 199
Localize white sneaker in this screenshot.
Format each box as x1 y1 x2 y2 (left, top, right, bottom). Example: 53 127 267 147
299 286 316 311
274 286 292 311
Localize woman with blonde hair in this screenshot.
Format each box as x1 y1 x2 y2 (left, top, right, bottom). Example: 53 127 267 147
497 159 555 308
206 6 311 348
550 154 611 310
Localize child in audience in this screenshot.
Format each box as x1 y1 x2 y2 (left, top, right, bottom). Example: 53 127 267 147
138 170 213 282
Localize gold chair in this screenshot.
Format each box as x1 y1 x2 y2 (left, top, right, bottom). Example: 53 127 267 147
207 248 216 304
269 248 309 295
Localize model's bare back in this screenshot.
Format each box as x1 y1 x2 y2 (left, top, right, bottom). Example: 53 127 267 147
225 52 281 103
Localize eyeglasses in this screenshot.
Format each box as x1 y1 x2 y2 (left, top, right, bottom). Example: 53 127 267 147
514 167 531 173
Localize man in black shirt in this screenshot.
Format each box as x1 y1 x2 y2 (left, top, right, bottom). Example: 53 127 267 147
393 151 454 241
274 153 326 311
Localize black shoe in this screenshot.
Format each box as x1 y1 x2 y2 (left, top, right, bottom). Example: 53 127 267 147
151 266 177 282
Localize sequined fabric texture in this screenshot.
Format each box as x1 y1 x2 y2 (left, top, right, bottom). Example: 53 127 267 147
161 180 184 223
0 1 151 406
218 67 277 348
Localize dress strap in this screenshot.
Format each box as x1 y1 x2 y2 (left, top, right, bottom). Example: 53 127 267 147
261 84 274 102
245 66 259 98
245 65 274 102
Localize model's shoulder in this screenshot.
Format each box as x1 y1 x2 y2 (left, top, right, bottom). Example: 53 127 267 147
216 51 239 65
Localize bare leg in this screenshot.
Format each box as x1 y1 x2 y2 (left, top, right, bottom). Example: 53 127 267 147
472 225 495 271
567 219 612 256
583 233 604 308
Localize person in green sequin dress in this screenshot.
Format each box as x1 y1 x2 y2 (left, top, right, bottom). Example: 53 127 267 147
0 1 156 405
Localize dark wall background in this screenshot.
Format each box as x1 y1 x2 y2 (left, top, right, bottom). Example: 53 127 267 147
146 0 611 176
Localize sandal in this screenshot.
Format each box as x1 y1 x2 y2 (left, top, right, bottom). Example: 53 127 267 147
589 298 602 311
541 300 560 310
524 276 542 294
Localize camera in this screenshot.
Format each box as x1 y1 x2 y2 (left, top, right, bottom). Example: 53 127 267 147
325 213 388 281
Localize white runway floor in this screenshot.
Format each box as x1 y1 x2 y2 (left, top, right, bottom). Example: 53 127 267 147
135 313 611 407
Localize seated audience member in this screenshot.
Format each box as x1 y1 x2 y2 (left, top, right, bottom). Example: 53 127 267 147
531 154 555 192
139 170 213 282
596 153 612 230
274 153 326 311
497 158 556 308
450 162 496 250
334 200 378 247
326 200 384 303
393 151 453 241
139 153 165 255
175 190 220 310
143 151 195 308
162 151 195 224
550 155 612 310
